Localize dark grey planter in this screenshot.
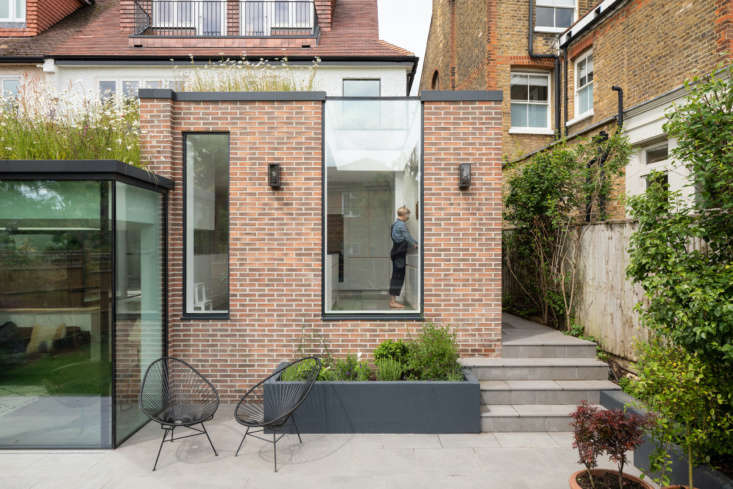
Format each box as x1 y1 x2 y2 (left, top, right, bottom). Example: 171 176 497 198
601 390 733 489
265 368 481 434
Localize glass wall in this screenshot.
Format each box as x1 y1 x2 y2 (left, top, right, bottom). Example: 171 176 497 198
0 175 167 449
324 100 422 314
114 182 165 444
0 181 113 448
185 133 230 316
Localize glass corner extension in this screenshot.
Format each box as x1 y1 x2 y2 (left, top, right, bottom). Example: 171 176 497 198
324 99 422 315
0 168 168 449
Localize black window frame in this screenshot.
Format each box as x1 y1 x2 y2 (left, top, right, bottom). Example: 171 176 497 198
182 132 231 320
321 96 424 322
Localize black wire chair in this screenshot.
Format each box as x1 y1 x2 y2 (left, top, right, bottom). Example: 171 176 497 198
234 357 321 472
139 357 220 471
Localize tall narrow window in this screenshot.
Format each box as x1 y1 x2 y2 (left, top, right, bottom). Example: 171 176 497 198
510 72 551 132
575 51 594 118
185 134 229 316
535 0 574 31
324 99 422 316
0 0 25 22
99 81 117 103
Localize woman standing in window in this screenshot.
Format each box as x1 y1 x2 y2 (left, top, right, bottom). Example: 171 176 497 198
389 206 418 309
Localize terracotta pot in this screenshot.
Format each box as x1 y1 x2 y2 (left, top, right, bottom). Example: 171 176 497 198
662 486 700 489
570 468 654 489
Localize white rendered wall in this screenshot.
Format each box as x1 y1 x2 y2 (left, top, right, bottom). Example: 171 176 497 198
41 62 410 98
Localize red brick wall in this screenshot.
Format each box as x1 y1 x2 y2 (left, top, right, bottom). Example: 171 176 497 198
140 94 502 401
0 0 82 37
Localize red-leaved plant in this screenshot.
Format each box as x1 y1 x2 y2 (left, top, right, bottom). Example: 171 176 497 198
594 409 655 489
571 401 656 489
571 402 603 489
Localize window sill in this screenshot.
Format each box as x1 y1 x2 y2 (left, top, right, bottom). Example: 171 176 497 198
509 127 555 135
534 26 567 34
0 21 26 28
567 111 594 127
322 313 424 322
181 312 230 321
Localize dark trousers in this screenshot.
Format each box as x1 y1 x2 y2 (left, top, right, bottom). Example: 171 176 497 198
389 255 407 297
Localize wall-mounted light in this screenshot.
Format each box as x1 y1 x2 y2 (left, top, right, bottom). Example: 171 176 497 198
458 163 471 190
268 163 281 189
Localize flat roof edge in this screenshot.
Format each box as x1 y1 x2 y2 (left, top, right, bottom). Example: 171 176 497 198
420 90 503 102
0 160 174 190
138 89 328 101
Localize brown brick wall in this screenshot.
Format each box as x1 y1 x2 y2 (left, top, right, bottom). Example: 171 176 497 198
564 0 732 135
421 0 597 161
0 0 82 37
139 95 503 401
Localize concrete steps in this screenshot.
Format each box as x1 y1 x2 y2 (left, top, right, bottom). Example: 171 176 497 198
480 404 605 432
480 380 620 405
460 313 620 432
460 357 610 381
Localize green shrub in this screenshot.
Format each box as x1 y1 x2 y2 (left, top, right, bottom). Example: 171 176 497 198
375 358 404 381
333 355 372 381
405 324 463 381
374 339 409 363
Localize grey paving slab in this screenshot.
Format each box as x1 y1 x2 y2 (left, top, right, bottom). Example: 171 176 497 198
494 432 558 448
438 433 500 448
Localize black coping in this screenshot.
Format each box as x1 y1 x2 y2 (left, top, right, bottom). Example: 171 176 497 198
420 90 503 102
0 160 174 190
138 89 328 101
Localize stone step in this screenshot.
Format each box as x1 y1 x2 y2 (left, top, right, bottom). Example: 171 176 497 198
502 343 598 359
460 357 610 381
480 404 603 432
480 380 620 405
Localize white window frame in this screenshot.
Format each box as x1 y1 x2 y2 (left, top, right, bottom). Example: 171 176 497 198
241 0 312 36
572 49 594 123
0 76 21 99
271 0 314 29
535 0 576 33
152 0 226 36
509 71 553 135
0 0 25 22
97 79 171 104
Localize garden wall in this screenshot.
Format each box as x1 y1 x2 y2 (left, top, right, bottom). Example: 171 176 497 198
138 90 503 401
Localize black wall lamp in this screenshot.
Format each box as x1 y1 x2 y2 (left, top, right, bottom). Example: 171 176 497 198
458 163 472 190
268 163 281 189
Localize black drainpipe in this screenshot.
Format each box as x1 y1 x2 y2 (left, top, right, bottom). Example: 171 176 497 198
611 86 624 127
528 0 561 139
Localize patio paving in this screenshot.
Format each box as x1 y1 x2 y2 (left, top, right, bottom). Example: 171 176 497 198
1 405 657 489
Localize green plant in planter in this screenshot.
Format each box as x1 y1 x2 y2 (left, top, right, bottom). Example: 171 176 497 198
333 354 372 381
594 408 655 489
630 339 733 489
570 402 603 489
405 323 462 381
374 339 409 364
375 358 404 381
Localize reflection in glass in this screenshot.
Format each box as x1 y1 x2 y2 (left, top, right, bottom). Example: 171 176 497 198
0 181 113 448
185 133 229 314
324 100 421 314
114 182 164 443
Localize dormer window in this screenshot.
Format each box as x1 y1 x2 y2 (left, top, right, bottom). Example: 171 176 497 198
0 0 26 22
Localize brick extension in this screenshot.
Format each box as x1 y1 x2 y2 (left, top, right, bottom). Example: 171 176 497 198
138 92 503 401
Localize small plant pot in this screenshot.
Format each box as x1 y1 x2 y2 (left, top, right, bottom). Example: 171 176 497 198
661 486 700 489
570 469 654 489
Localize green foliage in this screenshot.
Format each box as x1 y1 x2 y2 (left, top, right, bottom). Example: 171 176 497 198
375 358 404 381
333 354 372 382
0 81 142 166
627 66 733 367
504 131 631 329
629 339 733 488
404 324 463 381
374 339 409 364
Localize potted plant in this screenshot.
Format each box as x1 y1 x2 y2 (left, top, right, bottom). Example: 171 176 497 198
570 401 654 489
630 339 732 489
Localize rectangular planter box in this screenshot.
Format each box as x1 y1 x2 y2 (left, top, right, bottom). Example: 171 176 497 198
600 390 733 489
265 368 481 434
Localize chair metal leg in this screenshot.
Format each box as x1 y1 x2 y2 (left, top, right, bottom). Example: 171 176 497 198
291 416 302 444
153 427 169 472
235 427 249 457
201 423 218 456
273 432 277 473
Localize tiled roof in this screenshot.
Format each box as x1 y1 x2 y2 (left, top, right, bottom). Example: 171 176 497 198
0 0 415 60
